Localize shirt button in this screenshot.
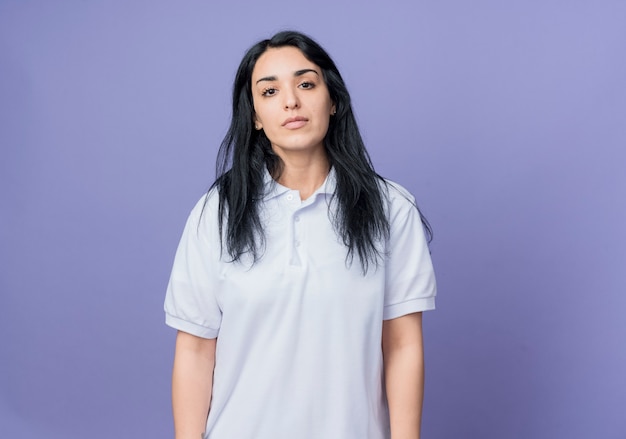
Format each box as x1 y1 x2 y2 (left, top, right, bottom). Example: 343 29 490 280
294 215 300 222
286 194 293 201
295 240 301 247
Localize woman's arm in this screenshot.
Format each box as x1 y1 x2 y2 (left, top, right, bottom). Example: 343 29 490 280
172 330 217 439
382 312 425 439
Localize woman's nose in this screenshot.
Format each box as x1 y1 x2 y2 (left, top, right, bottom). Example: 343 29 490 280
283 88 299 110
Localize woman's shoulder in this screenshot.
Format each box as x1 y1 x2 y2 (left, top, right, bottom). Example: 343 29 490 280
186 186 221 229
379 178 432 243
380 178 418 214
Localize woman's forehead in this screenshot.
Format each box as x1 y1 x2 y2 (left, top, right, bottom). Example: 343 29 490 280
252 47 319 81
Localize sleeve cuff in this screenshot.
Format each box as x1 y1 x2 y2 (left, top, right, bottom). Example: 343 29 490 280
165 313 219 339
383 296 436 320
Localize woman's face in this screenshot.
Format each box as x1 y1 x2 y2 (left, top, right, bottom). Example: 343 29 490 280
251 46 336 159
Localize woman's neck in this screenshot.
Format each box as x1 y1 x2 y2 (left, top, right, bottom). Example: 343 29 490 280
273 150 330 200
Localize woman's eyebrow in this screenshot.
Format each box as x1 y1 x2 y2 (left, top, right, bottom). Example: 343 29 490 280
255 68 319 85
256 75 277 85
294 68 319 77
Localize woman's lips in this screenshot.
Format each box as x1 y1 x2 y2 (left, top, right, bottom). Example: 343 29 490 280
282 116 308 129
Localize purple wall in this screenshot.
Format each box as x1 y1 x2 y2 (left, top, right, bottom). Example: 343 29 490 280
1 1 624 438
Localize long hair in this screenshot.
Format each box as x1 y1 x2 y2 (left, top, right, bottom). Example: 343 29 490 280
209 30 431 272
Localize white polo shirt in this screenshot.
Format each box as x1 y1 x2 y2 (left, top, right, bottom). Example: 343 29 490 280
164 169 436 439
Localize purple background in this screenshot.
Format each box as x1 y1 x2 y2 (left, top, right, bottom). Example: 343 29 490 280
1 1 625 438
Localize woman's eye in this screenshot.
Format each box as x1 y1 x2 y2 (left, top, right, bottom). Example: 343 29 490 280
299 82 315 89
262 88 277 96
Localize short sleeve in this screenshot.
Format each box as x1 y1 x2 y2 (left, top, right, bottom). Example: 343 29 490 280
164 195 222 338
383 186 437 320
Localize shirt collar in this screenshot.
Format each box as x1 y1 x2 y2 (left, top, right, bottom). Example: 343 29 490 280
262 166 337 201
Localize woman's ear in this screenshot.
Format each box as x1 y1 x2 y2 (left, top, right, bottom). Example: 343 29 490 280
254 115 262 130
330 103 337 116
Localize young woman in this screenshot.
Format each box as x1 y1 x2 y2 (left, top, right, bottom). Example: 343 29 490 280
164 30 436 439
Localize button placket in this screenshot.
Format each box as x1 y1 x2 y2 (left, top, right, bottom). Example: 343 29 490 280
293 208 303 253
286 190 300 205
284 191 303 266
